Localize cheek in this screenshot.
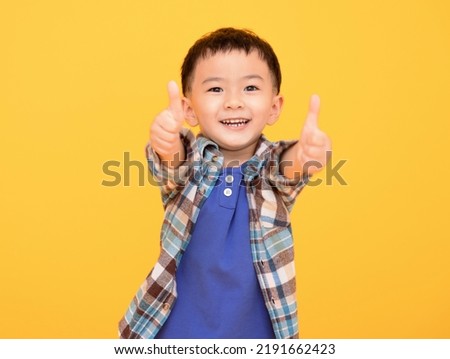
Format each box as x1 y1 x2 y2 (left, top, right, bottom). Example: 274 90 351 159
193 98 220 117
248 97 272 115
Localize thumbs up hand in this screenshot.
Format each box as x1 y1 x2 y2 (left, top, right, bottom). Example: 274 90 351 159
296 94 332 176
281 95 332 179
150 81 186 167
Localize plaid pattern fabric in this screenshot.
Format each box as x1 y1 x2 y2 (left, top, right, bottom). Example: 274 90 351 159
119 128 309 339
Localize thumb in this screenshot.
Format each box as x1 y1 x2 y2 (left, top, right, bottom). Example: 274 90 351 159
304 94 320 129
167 80 184 123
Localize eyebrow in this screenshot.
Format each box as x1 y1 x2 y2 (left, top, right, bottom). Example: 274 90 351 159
201 74 264 85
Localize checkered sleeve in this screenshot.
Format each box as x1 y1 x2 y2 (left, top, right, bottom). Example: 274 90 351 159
264 140 310 212
146 128 196 207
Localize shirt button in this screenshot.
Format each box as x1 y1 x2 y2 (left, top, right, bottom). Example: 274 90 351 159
223 188 233 197
225 175 234 184
162 303 170 311
212 155 219 162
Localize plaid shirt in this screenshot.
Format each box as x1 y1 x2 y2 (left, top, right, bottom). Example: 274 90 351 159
119 129 309 339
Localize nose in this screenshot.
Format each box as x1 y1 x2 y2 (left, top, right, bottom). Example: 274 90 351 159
224 92 244 110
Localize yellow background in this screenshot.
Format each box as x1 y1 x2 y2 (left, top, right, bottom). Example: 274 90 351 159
1 0 449 338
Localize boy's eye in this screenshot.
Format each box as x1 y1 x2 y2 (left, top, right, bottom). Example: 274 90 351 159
244 85 259 91
207 87 223 93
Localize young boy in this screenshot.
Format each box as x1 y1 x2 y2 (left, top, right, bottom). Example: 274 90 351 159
119 27 331 339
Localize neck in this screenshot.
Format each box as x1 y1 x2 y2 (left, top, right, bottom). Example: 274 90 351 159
220 145 257 167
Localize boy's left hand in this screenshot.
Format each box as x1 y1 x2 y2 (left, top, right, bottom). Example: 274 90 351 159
297 94 332 176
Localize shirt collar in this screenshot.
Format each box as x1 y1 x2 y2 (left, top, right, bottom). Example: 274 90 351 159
194 133 273 182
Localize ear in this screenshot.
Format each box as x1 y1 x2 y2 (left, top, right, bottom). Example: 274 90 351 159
267 94 284 126
182 97 198 126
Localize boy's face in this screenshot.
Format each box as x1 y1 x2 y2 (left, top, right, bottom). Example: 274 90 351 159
183 50 283 163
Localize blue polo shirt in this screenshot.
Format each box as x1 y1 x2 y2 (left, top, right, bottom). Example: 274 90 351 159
155 165 275 339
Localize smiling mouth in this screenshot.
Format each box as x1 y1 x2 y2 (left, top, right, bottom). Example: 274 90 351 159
219 119 250 127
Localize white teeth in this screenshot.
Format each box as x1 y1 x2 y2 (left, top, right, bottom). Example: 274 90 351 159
220 119 249 127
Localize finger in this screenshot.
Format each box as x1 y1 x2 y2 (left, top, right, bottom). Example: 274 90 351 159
152 123 179 143
303 145 326 159
152 110 179 136
167 80 184 122
158 110 181 133
152 137 177 154
305 129 327 146
305 94 320 129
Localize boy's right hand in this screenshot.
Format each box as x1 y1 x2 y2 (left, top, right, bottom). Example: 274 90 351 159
150 81 185 166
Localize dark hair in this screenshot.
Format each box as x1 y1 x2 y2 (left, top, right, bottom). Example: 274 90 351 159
181 27 282 95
